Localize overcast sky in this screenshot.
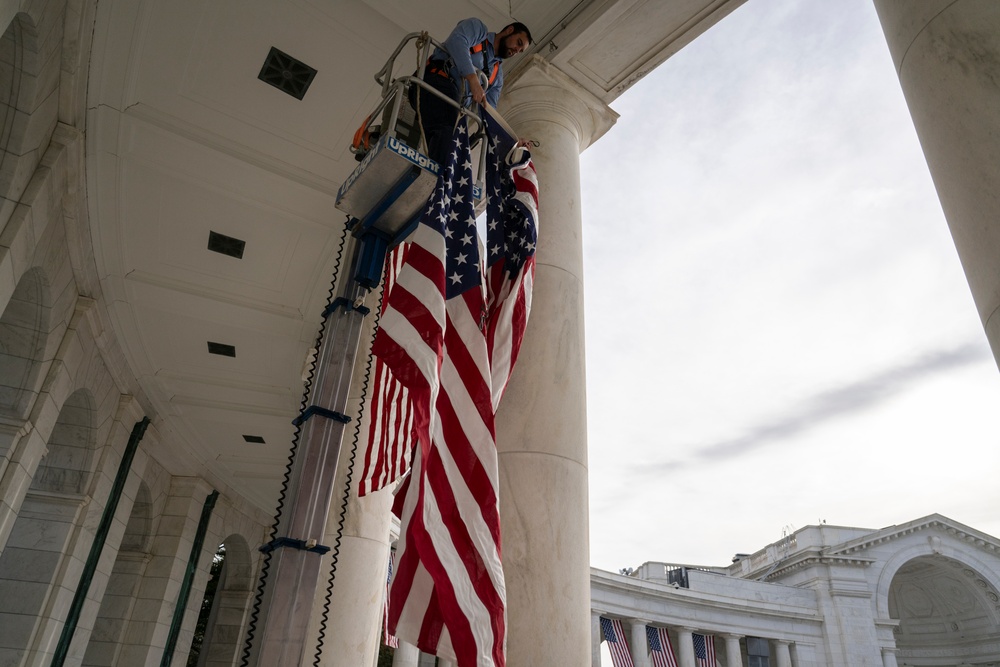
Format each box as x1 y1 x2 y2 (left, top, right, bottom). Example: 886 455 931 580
579 0 1000 573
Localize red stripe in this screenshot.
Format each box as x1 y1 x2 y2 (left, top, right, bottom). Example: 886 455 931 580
511 171 538 205
404 240 446 288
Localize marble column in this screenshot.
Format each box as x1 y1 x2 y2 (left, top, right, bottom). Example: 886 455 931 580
873 1 1000 368
391 642 419 667
631 620 651 667
676 628 696 667
774 640 792 667
723 633 744 667
495 54 617 667
881 647 899 667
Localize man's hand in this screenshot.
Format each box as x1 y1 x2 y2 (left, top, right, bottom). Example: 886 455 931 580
465 74 486 105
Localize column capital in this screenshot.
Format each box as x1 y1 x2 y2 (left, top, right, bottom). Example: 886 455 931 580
721 632 744 640
501 55 619 152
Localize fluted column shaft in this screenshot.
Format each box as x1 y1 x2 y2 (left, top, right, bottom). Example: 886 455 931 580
724 634 744 667
592 612 603 667
676 628 696 667
873 1 1000 368
391 642 419 667
631 621 651 667
774 639 792 667
495 55 617 666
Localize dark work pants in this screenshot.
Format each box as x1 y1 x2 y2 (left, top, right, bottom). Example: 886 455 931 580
413 70 460 166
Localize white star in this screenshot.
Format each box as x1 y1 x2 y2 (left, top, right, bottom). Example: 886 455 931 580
463 159 473 171
460 234 473 245
455 252 468 265
450 272 463 285
454 193 464 204
448 210 459 222
466 215 477 225
488 219 499 231
526 242 536 252
490 244 500 255
458 123 467 135
457 176 469 187
444 227 454 238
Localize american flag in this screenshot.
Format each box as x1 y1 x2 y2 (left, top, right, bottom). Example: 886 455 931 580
359 245 414 497
693 633 717 667
383 552 399 648
600 617 634 667
380 117 506 667
482 109 537 408
647 626 678 667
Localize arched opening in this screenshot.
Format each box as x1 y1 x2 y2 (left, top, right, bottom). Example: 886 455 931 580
81 482 152 667
889 555 1000 666
187 534 253 667
0 13 26 204
0 389 95 666
0 266 51 423
0 11 51 224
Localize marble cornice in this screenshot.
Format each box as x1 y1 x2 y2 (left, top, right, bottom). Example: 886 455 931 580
828 515 1000 558
758 552 876 582
591 570 822 625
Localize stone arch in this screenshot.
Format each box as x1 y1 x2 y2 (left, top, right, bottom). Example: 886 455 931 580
0 10 50 223
0 387 96 666
81 482 154 667
0 265 51 421
189 534 254 667
32 389 97 494
874 532 1000 620
887 554 1000 665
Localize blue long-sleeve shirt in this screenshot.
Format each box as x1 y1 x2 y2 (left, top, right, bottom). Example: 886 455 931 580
430 18 505 108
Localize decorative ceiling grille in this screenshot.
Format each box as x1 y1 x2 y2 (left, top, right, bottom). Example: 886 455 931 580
207 230 246 259
258 47 317 100
207 341 236 357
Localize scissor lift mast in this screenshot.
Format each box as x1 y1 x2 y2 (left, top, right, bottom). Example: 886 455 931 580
242 33 488 667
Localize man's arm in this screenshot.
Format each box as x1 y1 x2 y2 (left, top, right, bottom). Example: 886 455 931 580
443 18 490 103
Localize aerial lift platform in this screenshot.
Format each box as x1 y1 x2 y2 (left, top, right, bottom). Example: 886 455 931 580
240 32 492 667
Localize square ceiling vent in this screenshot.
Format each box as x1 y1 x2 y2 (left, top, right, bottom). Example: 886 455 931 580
258 47 317 100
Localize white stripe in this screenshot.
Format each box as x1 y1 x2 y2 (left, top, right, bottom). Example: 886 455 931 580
394 266 446 331
379 309 441 390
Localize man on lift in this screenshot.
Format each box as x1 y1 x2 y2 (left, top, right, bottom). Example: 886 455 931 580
415 18 532 164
